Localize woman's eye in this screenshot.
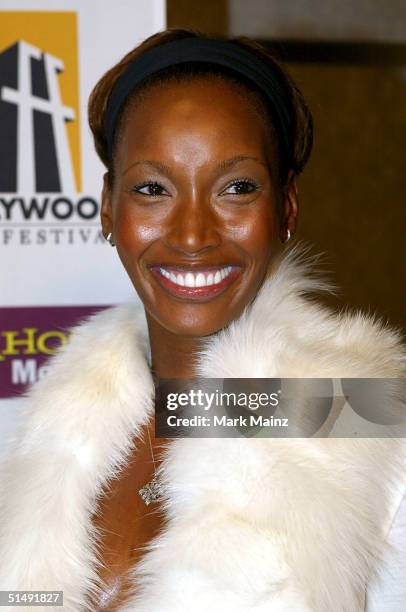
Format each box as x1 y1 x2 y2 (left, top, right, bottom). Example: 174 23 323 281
132 182 168 197
222 180 258 196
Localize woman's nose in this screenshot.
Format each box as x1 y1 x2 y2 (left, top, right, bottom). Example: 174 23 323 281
164 198 221 256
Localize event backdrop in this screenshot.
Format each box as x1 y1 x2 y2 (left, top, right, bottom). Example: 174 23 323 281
0 0 166 449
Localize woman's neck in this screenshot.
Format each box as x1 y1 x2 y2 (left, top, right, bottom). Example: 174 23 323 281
146 313 207 380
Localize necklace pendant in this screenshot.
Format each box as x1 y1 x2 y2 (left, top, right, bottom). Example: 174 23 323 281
138 475 164 506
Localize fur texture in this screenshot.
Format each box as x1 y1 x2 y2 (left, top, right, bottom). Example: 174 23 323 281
0 243 405 611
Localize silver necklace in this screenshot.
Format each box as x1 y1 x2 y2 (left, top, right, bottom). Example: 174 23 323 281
138 425 165 506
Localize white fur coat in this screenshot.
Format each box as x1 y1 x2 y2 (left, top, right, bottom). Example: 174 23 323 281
0 244 405 612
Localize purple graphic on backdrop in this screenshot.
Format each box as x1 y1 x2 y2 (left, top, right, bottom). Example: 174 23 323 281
0 305 109 398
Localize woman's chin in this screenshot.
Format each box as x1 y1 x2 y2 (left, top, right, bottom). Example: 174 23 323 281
156 317 230 338
145 305 239 339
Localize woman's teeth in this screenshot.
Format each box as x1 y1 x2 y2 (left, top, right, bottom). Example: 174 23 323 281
158 266 233 287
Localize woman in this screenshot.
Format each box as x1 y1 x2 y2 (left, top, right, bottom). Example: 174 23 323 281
0 29 405 612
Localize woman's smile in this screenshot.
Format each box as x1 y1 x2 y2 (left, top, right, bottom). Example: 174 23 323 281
148 263 243 301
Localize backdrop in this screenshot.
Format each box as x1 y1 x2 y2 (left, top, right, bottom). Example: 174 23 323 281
0 0 166 452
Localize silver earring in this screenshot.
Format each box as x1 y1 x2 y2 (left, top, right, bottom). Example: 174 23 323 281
106 232 115 247
285 229 291 242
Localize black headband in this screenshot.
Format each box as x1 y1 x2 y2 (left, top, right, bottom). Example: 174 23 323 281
104 37 293 162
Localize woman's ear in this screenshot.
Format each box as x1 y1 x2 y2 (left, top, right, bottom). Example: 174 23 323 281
101 172 113 239
279 170 299 242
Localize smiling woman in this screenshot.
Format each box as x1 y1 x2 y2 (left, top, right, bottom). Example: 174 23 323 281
0 28 405 612
100 74 296 346
93 33 308 351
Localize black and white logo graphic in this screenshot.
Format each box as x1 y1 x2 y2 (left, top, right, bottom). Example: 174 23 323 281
0 40 76 193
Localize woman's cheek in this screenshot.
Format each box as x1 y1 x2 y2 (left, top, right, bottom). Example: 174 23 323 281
115 207 162 253
226 209 276 256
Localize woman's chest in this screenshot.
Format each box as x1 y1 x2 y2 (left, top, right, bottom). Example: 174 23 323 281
89 426 167 610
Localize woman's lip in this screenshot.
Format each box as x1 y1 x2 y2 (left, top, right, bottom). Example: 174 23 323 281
148 265 242 301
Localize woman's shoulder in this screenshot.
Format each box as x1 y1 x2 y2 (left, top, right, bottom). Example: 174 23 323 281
0 300 152 468
33 300 148 383
62 300 147 353
294 300 406 378
277 243 406 378
208 242 406 379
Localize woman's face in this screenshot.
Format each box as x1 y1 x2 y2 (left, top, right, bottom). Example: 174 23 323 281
101 76 298 337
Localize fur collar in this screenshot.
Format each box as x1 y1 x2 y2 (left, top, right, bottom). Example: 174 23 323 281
0 243 405 611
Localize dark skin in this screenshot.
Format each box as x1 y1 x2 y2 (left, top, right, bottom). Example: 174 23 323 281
102 76 299 379
91 76 299 609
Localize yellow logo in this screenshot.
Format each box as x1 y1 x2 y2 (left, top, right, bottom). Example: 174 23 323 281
0 11 81 192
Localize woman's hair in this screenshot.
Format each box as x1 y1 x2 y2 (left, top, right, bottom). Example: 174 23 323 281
88 28 313 188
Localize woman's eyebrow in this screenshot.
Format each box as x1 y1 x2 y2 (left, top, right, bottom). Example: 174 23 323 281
122 156 266 177
217 155 267 170
122 160 172 177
